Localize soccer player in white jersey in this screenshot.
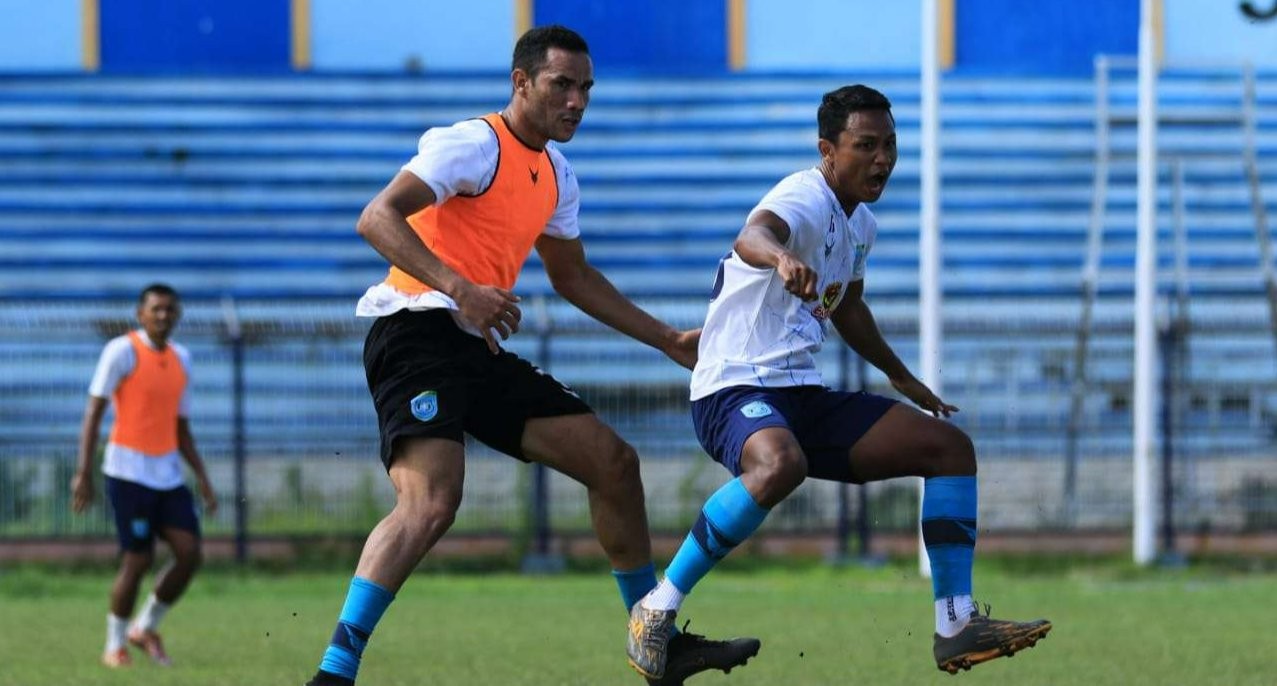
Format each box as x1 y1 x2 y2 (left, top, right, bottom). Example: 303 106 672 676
626 85 1051 680
72 283 217 668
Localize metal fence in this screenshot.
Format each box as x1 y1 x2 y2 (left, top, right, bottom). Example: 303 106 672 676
1 297 1274 558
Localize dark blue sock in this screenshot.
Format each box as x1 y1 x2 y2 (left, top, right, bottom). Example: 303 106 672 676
666 478 769 594
613 562 657 612
318 576 395 681
922 476 977 599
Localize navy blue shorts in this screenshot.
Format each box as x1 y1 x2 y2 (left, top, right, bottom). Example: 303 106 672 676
691 385 897 483
105 476 201 553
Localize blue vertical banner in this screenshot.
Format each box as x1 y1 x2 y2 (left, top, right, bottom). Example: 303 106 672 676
100 0 290 73
534 0 728 73
955 0 1139 74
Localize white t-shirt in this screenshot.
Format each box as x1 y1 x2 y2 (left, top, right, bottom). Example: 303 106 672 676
690 168 879 401
88 330 192 490
356 117 582 328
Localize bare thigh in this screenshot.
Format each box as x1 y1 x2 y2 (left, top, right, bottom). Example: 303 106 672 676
848 404 976 482
520 413 636 488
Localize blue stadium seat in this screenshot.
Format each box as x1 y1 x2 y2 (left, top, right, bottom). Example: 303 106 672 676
0 70 1274 456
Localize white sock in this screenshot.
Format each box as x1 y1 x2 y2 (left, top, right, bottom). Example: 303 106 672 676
640 578 686 612
935 595 977 638
131 594 171 633
106 614 129 652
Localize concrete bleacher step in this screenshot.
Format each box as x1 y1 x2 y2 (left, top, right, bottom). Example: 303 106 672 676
0 71 1275 305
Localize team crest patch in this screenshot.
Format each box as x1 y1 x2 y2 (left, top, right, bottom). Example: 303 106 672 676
131 518 150 539
812 282 844 320
410 391 438 422
740 401 774 419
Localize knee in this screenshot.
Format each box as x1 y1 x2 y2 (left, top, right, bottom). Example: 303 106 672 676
933 426 977 477
596 441 642 492
747 447 807 507
122 552 154 576
175 544 203 571
395 492 461 538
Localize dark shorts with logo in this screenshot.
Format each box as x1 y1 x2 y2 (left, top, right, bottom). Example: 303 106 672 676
691 385 897 483
364 308 593 468
105 476 201 553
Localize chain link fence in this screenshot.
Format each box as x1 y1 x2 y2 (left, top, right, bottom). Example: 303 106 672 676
1 297 1274 557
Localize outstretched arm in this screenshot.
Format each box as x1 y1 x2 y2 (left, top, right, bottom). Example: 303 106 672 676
71 395 109 513
358 171 522 353
830 280 957 418
734 210 819 301
177 417 218 515
535 235 699 369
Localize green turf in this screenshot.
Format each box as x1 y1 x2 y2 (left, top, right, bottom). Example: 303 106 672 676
2 560 1272 685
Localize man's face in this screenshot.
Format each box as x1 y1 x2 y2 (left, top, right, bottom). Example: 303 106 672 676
137 293 180 342
821 109 897 205
518 47 593 143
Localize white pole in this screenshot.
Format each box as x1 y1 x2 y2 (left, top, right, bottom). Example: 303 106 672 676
918 0 941 579
1133 0 1160 565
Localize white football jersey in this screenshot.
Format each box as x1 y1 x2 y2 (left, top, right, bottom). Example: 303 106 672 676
690 168 878 400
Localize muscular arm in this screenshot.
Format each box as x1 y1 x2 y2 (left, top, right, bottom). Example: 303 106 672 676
535 235 699 369
357 172 459 295
831 280 957 417
71 395 109 512
357 171 521 352
178 417 218 515
734 210 818 301
830 280 911 381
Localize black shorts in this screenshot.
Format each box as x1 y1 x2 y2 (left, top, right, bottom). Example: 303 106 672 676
364 308 593 468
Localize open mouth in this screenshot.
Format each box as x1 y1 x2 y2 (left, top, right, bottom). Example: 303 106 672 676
866 172 888 192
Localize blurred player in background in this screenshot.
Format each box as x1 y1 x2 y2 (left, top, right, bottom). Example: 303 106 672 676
303 25 757 686
625 85 1052 680
72 283 217 668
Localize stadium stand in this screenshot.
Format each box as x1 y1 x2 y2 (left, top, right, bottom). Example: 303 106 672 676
0 70 1274 535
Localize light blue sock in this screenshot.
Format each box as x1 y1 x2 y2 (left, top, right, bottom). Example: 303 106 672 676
922 476 978 599
319 576 395 680
666 478 769 594
613 562 657 612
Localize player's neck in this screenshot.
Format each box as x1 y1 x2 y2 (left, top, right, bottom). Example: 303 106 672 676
138 328 169 350
818 165 860 217
498 109 547 151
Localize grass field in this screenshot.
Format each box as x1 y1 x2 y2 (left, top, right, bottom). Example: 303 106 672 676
3 559 1274 685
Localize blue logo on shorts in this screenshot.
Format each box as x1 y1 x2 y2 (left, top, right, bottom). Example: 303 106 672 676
740 401 774 419
410 391 438 422
131 518 150 539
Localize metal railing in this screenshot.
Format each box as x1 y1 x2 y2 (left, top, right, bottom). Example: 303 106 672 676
0 297 1273 559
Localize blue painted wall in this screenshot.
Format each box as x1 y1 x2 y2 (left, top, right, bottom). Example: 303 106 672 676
0 0 82 71
1165 0 1277 66
955 0 1138 74
748 0 920 71
3 0 1277 73
311 0 513 71
534 0 726 73
100 0 290 73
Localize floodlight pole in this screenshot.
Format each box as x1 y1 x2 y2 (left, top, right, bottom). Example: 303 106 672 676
918 0 942 579
1133 0 1160 566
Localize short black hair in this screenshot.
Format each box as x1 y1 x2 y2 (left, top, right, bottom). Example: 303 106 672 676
818 85 893 143
512 25 589 79
138 282 179 306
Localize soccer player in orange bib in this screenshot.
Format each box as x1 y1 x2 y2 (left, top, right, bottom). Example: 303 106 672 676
72 283 218 668
303 26 757 686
